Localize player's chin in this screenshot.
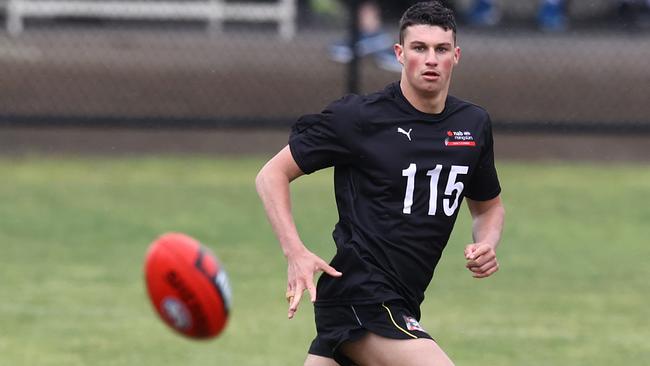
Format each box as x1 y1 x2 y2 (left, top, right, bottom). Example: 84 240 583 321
419 83 441 94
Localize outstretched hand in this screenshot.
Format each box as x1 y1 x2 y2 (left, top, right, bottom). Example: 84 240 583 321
285 247 342 319
464 243 499 278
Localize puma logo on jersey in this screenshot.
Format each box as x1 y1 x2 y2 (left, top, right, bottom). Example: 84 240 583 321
397 127 412 141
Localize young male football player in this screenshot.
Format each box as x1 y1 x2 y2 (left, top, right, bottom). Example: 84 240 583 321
256 2 505 365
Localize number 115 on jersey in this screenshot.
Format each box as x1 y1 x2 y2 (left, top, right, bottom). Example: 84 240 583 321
402 163 469 217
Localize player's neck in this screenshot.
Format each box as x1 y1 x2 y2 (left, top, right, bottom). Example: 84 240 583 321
400 82 448 115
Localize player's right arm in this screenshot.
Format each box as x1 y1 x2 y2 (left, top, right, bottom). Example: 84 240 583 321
255 145 342 319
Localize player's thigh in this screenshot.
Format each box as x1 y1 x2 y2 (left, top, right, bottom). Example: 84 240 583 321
304 354 341 366
341 332 454 366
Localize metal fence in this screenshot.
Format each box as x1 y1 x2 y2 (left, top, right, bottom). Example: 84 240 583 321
0 0 649 133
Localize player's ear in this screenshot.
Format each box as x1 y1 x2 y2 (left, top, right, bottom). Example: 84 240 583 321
395 43 404 65
454 46 461 65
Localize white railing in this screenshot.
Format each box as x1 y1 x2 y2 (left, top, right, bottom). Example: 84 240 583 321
5 0 296 39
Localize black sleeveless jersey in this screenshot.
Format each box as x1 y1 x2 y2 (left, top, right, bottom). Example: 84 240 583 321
289 82 501 318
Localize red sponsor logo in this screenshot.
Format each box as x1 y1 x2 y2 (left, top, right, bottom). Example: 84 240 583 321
445 140 476 147
445 130 476 147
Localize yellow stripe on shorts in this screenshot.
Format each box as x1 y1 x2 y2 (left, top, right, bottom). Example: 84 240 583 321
381 303 418 339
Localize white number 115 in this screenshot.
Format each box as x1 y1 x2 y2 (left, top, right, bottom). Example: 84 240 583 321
402 163 469 216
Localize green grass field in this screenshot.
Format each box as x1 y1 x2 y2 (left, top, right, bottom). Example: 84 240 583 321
0 156 648 365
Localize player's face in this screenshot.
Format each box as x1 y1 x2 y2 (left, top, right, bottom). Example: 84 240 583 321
395 25 460 96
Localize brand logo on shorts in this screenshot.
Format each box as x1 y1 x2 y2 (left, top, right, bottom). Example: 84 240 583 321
403 315 425 332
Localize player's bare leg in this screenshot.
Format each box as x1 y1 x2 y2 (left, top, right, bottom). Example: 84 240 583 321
304 354 341 366
340 332 454 366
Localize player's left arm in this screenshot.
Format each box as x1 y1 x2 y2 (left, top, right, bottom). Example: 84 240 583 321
464 195 505 278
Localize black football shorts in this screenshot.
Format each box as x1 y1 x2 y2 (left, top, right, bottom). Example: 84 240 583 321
308 301 433 366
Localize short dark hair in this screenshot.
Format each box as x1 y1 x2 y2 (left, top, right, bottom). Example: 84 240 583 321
399 1 457 45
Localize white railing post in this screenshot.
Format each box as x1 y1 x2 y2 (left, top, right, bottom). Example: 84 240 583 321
207 0 224 34
7 0 24 36
278 0 296 40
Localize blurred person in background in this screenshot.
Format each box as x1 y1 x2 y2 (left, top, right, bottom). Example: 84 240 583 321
617 0 650 28
328 1 456 72
467 0 568 31
467 0 650 30
327 1 394 64
257 2 505 365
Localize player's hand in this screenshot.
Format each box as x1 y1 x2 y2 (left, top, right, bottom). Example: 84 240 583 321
464 243 499 278
285 247 342 319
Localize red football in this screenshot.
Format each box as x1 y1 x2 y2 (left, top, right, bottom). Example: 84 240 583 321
144 232 231 339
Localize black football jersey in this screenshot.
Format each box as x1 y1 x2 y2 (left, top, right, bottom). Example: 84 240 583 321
289 82 501 318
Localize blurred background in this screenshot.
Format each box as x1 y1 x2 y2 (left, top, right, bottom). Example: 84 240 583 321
1 2 649 365
0 0 648 159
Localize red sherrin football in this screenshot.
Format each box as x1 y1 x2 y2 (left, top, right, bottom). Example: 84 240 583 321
144 232 231 339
